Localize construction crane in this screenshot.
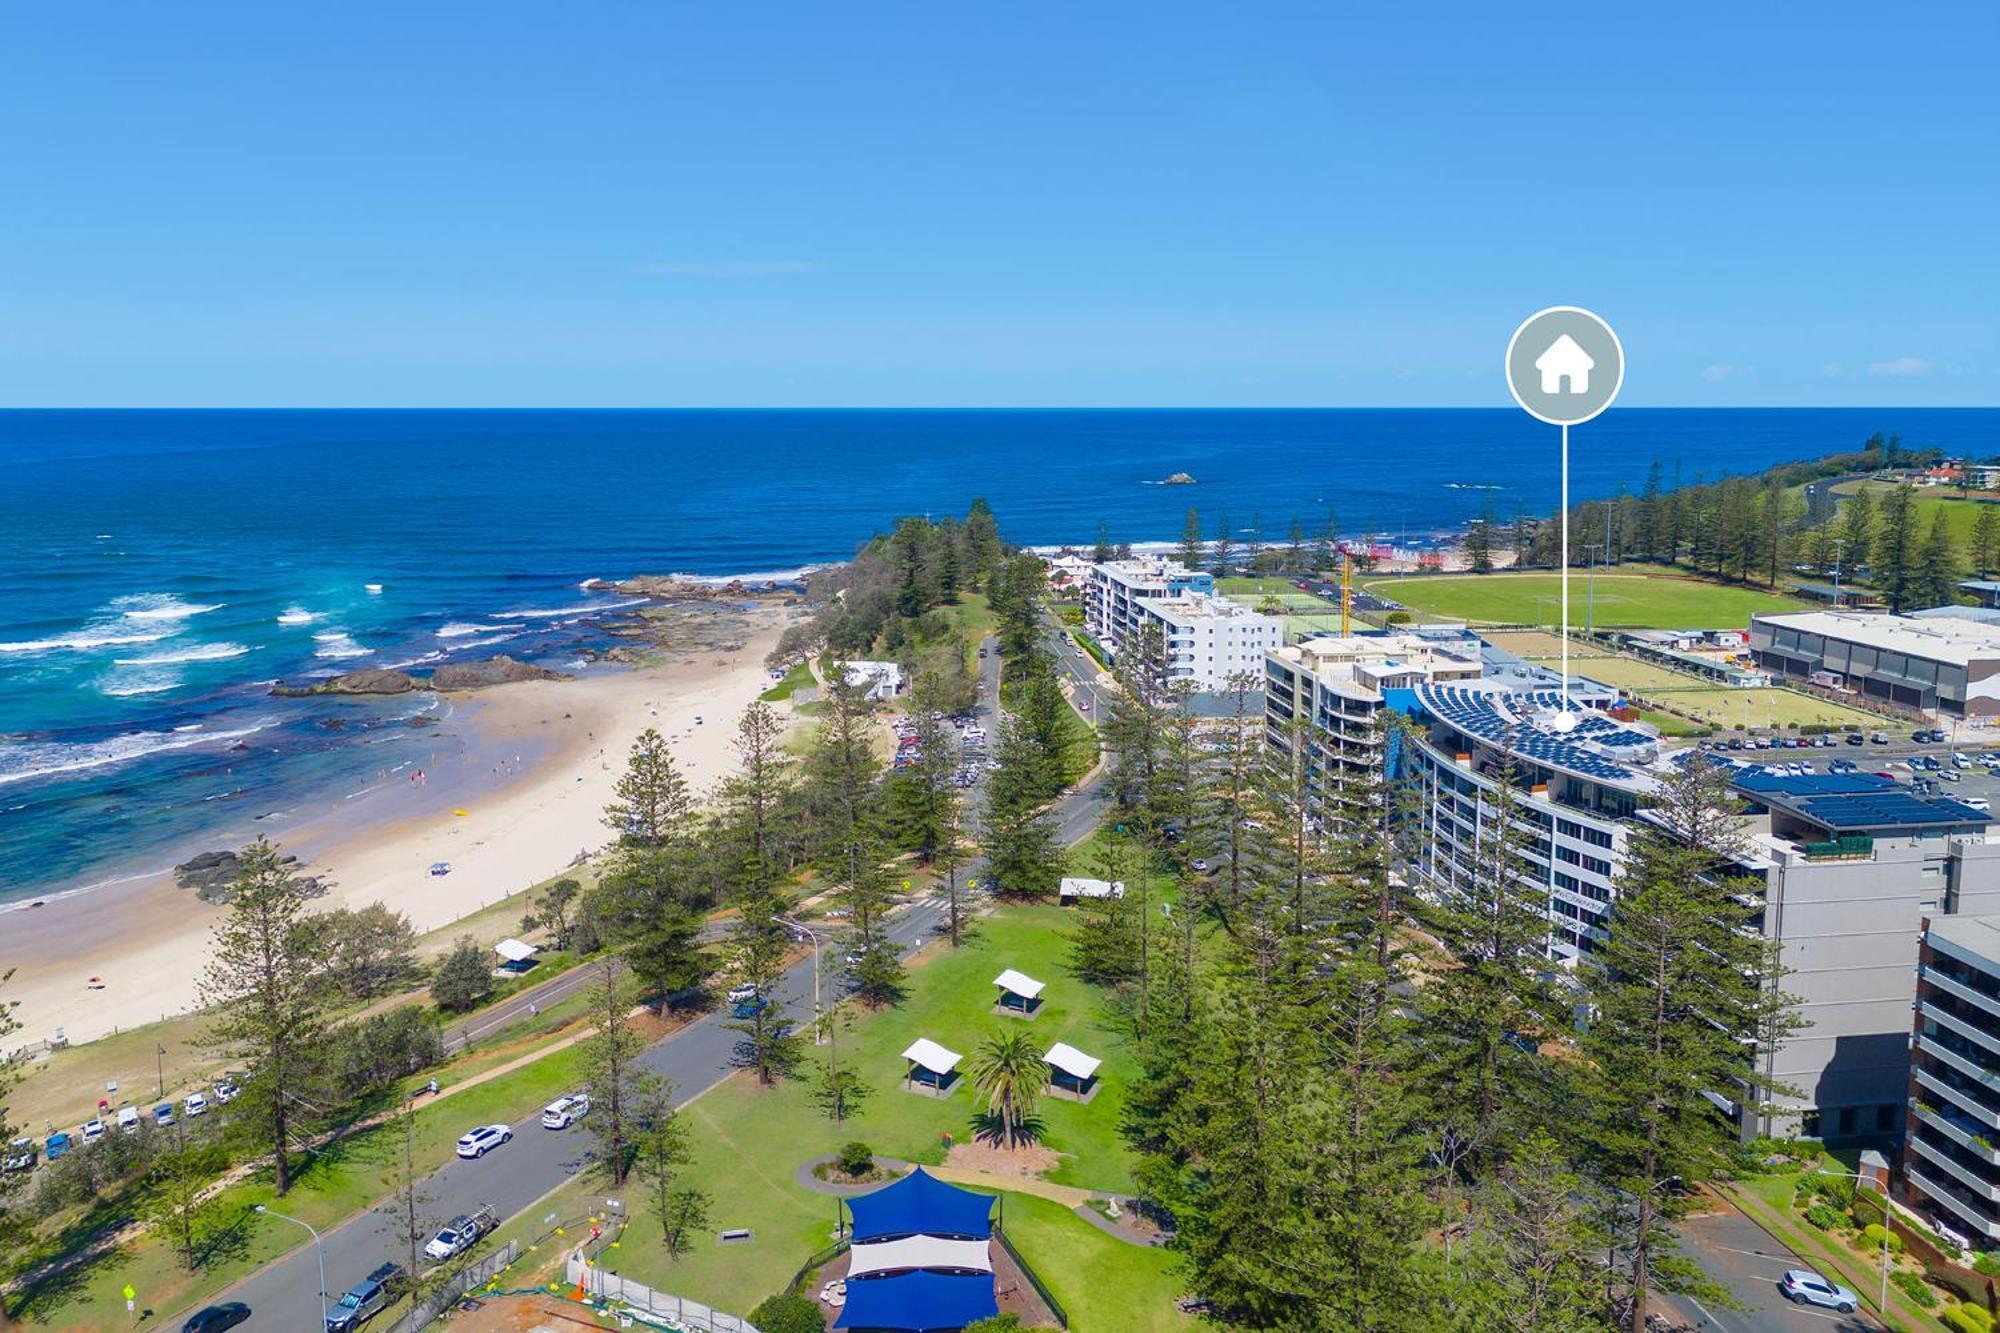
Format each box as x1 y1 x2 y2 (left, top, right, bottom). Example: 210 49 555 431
1340 550 1354 636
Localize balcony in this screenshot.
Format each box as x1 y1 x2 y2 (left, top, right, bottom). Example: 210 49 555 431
1915 1067 2000 1130
1925 968 2000 1024
1910 1134 2000 1201
1913 1103 2000 1165
1907 1167 2000 1238
1917 1035 2000 1093
1923 1002 2000 1061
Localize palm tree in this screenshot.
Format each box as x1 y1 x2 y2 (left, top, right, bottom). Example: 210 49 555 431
967 1029 1048 1148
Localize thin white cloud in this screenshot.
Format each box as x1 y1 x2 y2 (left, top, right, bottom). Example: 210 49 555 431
1821 362 1844 378
1867 356 1929 378
636 260 822 279
1699 364 1745 382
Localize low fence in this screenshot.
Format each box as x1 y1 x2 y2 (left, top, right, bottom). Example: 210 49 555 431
994 1223 1069 1329
387 1240 520 1333
565 1251 762 1332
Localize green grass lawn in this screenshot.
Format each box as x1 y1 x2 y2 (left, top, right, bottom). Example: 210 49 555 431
760 660 814 702
506 902 1164 1325
1839 479 2000 546
1363 567 1808 629
12 1039 590 1330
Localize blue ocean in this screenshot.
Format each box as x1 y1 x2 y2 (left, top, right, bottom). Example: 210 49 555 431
2 407 1995 901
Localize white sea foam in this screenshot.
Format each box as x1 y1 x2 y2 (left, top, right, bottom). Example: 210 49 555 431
113 642 252 666
495 597 648 619
447 631 523 651
437 622 512 638
113 595 224 622
0 628 169 655
0 722 272 789
659 566 823 586
313 631 370 660
276 607 318 626
100 679 178 697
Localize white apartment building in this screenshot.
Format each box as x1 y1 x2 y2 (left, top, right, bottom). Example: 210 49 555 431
1082 557 1214 653
1133 593 1282 693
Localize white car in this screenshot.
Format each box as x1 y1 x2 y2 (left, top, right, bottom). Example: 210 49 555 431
81 1118 106 1145
1778 1269 1857 1313
213 1079 239 1104
541 1093 591 1130
423 1206 496 1261
454 1123 512 1159
184 1092 209 1118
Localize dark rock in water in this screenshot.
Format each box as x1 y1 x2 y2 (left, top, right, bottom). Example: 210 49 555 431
429 655 573 691
174 848 326 903
319 718 348 731
272 668 421 697
405 715 438 727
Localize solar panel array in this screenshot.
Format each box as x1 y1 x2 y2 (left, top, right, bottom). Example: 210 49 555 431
1415 685 1651 786
1732 767 1989 830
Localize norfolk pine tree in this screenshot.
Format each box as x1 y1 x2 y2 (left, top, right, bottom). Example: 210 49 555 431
581 957 647 1186
200 837 328 1196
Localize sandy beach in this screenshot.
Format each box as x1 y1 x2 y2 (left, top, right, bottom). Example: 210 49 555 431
1 614 790 1048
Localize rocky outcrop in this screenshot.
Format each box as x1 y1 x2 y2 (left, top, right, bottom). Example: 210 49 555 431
429 655 573 691
271 668 421 697
174 849 325 903
585 574 803 600
1162 471 1196 485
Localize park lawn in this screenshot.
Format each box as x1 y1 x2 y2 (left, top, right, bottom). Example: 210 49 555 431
1840 480 2000 545
1363 568 1808 629
1647 686 1880 730
997 1191 1188 1333
760 660 814 702
14 1040 591 1330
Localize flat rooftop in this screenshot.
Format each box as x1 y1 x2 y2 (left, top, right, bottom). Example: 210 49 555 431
1731 769 1990 832
1755 610 2000 666
1927 913 2000 977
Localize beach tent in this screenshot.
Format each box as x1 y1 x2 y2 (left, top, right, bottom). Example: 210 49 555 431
1057 877 1123 904
1045 1042 1103 1098
832 1271 999 1331
846 1167 995 1242
846 1235 993 1277
992 969 1045 1016
900 1039 962 1093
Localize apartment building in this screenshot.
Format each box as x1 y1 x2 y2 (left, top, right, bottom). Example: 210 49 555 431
1907 914 2000 1247
1081 557 1212 651
1263 632 1484 815
1133 592 1282 693
1724 772 2000 1141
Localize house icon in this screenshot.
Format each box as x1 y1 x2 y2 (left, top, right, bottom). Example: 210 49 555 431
1535 333 1594 395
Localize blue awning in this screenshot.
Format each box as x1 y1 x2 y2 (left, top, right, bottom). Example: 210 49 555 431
832 1271 1000 1331
846 1168 994 1242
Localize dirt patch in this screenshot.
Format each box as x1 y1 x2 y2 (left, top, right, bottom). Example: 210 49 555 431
945 1139 1061 1179
430 1292 602 1332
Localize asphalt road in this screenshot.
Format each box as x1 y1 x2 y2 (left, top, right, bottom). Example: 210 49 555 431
191 631 1111 1333
1662 1206 1882 1333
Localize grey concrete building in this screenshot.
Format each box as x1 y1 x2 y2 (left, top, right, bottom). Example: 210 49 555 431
1907 913 2000 1248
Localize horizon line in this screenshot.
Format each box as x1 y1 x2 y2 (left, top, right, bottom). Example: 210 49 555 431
0 403 1994 413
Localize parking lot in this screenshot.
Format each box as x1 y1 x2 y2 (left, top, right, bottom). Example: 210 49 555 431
1701 729 2000 810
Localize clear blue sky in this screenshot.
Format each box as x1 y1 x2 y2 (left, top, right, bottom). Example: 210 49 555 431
3 3 1994 407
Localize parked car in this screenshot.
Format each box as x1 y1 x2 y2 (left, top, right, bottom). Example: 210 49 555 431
43 1131 71 1161
424 1206 498 1262
184 1091 209 1118
726 983 758 1005
1871 731 1890 744
1965 797 1992 813
181 1303 252 1333
541 1092 591 1130
1778 1269 1858 1313
1845 732 1865 745
454 1123 512 1159
3 1137 35 1172
115 1106 141 1134
81 1118 106 1145
212 1078 240 1104
153 1102 175 1128
325 1263 405 1332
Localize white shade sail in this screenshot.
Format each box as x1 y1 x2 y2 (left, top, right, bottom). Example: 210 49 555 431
847 1235 993 1277
1045 1042 1101 1082
992 969 1045 1000
902 1038 962 1077
1058 877 1123 899
493 938 538 963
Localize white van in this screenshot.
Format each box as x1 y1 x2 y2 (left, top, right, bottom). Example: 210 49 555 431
115 1106 141 1134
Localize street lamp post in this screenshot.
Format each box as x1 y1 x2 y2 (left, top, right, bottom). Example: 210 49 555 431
155 1044 166 1101
255 1204 329 1327
1816 1168 1891 1316
1583 541 1605 638
777 916 824 1043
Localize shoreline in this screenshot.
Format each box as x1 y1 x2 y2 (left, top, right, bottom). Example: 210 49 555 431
0 611 791 1048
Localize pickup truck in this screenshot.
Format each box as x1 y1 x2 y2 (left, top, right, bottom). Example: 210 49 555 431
423 1205 497 1262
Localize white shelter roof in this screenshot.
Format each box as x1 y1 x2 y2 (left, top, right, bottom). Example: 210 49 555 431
1058 877 1123 899
992 969 1045 1000
901 1038 962 1076
1044 1042 1101 1082
493 938 539 963
847 1235 993 1276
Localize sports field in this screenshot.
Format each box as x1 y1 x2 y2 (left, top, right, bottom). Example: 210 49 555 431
1363 568 1808 629
1491 629 1879 729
